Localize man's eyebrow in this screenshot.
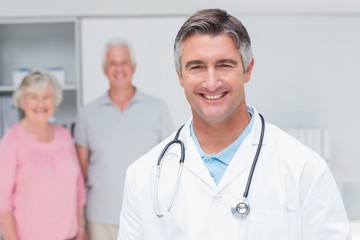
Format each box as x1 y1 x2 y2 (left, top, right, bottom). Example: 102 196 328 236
216 59 239 65
184 60 204 70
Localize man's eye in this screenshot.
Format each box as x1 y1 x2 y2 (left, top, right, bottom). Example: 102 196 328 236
218 64 233 68
189 65 204 70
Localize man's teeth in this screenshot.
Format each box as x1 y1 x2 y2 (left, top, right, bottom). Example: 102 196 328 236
203 93 225 100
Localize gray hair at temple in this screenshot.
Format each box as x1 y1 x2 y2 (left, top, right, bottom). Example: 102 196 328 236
102 38 135 66
13 71 63 108
174 8 253 75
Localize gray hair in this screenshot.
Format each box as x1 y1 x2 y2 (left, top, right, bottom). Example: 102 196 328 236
174 9 253 75
12 71 63 108
102 38 135 66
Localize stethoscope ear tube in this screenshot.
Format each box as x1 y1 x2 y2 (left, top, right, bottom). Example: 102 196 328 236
154 125 185 217
156 125 185 166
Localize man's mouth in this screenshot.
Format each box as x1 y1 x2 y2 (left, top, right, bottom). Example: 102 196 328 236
202 92 226 100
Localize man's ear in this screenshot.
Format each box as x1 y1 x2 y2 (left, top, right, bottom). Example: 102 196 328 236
244 58 255 84
132 62 137 73
176 69 184 88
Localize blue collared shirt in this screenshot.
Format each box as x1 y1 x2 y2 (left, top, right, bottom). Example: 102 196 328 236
190 109 254 185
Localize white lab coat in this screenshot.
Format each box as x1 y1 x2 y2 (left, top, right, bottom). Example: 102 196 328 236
118 108 351 240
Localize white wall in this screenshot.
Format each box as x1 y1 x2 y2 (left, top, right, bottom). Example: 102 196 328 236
1 0 360 18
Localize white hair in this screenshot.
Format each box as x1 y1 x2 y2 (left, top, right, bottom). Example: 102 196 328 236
102 38 135 66
12 71 63 108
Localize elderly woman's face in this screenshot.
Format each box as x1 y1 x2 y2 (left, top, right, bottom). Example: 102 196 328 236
21 83 56 124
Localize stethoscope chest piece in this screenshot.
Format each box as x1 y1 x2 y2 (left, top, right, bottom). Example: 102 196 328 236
231 199 250 217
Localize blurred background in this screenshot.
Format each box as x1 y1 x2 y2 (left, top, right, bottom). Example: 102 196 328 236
0 0 359 237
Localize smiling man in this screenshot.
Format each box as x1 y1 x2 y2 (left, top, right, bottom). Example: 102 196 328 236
74 38 173 240
117 9 351 240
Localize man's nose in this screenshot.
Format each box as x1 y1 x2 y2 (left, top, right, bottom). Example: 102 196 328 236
203 68 221 91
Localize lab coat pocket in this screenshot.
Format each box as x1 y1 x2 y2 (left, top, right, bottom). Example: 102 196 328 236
247 209 297 240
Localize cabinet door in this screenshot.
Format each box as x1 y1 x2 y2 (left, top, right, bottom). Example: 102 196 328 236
0 19 80 138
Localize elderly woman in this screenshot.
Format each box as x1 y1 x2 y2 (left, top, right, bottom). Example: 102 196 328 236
0 71 86 240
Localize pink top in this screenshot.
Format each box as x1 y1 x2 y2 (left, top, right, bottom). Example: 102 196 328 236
0 123 86 240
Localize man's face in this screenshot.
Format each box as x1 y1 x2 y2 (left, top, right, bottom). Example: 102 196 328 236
177 34 254 124
103 46 136 90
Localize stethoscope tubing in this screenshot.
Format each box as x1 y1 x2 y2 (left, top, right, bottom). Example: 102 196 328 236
242 113 265 198
154 125 185 217
154 113 265 218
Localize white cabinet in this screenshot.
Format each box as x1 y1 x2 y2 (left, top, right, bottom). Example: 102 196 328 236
0 18 80 137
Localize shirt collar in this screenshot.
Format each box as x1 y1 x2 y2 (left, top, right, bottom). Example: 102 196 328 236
190 107 255 166
97 87 144 107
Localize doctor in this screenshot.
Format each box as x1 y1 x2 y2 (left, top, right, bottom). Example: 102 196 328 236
117 8 351 240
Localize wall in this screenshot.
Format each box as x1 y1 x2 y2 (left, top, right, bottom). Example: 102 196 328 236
1 0 360 18
1 0 360 218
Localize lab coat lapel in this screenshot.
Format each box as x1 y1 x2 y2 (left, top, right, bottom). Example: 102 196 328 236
180 120 218 189
217 112 267 190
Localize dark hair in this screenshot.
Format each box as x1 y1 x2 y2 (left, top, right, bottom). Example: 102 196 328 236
174 9 253 74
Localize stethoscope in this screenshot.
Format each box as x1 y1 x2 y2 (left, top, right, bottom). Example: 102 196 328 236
154 113 265 218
